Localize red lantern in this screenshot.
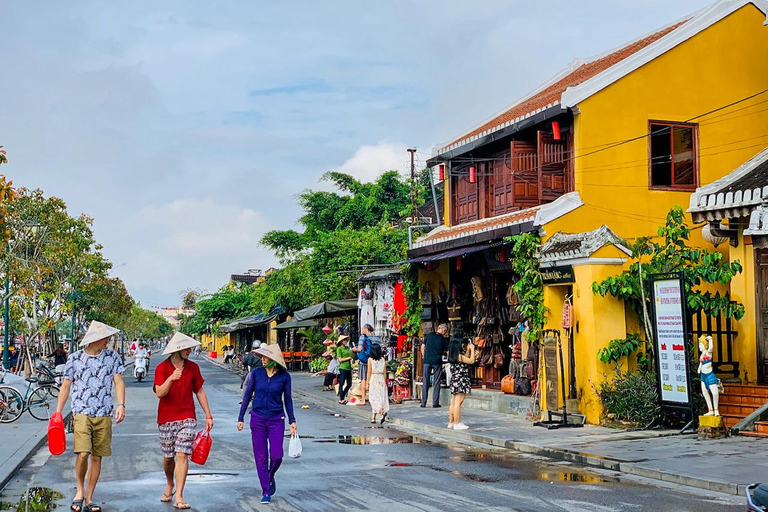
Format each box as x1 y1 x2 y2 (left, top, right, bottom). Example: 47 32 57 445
499 246 507 263
469 166 477 183
456 255 463 270
322 324 332 335
438 163 445 181
552 121 561 140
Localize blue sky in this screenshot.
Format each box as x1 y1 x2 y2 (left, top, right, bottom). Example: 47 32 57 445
0 0 712 308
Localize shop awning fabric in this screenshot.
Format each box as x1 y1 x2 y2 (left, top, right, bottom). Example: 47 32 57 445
273 319 318 330
406 240 508 264
292 299 359 321
219 312 277 333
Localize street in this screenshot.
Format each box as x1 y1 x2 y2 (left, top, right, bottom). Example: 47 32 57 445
2 358 743 512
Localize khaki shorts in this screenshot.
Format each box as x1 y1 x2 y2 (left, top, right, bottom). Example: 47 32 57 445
73 414 113 457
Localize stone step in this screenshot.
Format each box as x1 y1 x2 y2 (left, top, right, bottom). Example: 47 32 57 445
738 430 768 438
719 394 768 407
719 404 760 417
756 421 768 435
725 385 768 397
721 414 742 428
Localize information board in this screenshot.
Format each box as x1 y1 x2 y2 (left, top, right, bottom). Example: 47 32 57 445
651 274 691 406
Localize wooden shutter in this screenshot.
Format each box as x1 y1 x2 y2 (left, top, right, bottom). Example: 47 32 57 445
452 171 479 225
537 131 568 202
510 141 539 208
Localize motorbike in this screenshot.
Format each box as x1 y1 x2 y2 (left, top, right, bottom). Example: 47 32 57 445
747 483 768 511
134 354 148 382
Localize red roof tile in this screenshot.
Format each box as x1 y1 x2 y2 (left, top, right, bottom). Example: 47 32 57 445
414 206 540 248
442 21 687 151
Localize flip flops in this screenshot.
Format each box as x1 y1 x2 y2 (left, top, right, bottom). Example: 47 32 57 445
70 499 84 512
174 502 191 509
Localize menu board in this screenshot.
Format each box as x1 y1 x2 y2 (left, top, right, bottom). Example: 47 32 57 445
652 277 690 405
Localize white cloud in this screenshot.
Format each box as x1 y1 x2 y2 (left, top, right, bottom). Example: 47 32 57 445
337 141 411 183
112 198 277 305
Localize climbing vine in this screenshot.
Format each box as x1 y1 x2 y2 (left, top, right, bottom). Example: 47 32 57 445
509 233 548 342
400 263 423 336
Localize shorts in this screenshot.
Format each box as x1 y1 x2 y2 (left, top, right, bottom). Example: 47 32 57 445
73 414 113 457
701 370 718 387
159 418 197 458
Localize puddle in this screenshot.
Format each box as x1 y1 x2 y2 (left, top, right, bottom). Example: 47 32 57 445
385 462 500 482
315 435 415 445
125 472 238 486
0 487 64 512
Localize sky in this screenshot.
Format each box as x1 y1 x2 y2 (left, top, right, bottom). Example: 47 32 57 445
0 0 713 308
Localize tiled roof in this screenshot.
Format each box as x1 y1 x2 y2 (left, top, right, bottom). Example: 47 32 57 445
745 203 768 236
413 191 583 250
689 147 768 222
539 225 631 264
439 21 686 153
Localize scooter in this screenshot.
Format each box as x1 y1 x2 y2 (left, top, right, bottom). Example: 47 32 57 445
747 483 768 511
134 354 148 382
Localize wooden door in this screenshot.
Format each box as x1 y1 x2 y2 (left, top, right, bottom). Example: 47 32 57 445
490 152 516 216
537 131 568 202
757 249 768 383
510 141 538 208
452 170 479 224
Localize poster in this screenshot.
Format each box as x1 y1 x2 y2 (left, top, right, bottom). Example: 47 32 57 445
653 277 690 405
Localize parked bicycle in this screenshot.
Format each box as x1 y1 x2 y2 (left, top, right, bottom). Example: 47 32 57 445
0 370 59 423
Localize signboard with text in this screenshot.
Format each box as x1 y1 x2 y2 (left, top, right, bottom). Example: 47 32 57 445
651 273 692 407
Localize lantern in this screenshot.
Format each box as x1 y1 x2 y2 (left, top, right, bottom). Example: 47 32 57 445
552 121 561 140
469 166 477 183
702 223 729 247
499 246 507 263
322 324 332 335
438 163 445 181
456 255 463 270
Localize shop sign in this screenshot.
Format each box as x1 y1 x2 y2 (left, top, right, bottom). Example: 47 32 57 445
651 272 691 407
540 265 574 284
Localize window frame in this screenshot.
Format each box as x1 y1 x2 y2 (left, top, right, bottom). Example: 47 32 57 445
647 120 699 191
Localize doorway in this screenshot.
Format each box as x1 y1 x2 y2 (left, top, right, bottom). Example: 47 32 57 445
757 248 768 384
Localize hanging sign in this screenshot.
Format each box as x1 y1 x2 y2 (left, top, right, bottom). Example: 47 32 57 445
651 272 691 407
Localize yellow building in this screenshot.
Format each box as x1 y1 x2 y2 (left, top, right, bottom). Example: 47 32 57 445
415 0 768 425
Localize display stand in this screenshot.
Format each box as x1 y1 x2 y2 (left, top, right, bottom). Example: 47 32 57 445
534 330 583 430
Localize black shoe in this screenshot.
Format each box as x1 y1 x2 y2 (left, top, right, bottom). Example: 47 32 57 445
269 479 276 496
420 404 426 408
433 404 442 408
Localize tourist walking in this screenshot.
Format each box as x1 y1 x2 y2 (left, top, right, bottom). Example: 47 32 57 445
335 335 353 404
241 341 263 390
421 323 449 408
366 344 389 424
238 344 297 505
448 325 475 430
353 324 380 405
154 332 214 510
55 321 125 512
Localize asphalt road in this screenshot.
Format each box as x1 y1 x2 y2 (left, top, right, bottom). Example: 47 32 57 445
2 357 743 512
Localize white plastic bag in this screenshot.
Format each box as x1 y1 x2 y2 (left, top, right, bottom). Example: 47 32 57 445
288 434 302 458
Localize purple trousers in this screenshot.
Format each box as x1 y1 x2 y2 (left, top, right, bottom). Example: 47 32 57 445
250 412 284 495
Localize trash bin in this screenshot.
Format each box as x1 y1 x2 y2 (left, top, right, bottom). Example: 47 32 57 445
209 351 217 359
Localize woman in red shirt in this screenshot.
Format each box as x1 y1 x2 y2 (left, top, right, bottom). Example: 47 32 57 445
154 332 214 510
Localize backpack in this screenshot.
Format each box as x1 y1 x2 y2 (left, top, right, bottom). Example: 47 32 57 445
358 336 371 363
447 336 463 364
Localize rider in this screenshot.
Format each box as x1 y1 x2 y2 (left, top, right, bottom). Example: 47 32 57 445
134 342 150 375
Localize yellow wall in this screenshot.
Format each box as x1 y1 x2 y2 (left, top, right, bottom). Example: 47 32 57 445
201 333 231 355
729 231 758 382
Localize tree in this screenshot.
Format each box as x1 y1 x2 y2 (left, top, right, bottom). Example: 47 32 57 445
121 304 173 340
180 288 203 309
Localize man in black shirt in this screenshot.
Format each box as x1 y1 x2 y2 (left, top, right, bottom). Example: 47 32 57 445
420 324 449 408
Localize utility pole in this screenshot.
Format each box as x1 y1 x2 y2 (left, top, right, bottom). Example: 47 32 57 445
407 148 417 223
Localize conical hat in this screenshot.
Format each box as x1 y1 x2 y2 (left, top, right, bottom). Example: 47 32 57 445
162 332 201 355
254 343 287 369
80 321 120 347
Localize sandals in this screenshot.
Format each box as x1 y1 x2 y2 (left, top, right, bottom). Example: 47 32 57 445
84 505 102 512
174 501 191 509
161 491 174 503
70 499 84 512
380 412 388 424
370 414 376 423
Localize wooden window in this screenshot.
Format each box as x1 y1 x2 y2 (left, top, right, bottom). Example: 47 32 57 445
649 121 698 190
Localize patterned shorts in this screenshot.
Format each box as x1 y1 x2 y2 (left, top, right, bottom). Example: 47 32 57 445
159 418 197 458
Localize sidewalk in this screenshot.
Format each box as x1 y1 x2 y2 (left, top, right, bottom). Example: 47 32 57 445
284 370 768 497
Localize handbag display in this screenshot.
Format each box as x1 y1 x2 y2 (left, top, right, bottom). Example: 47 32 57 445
471 276 485 302
421 281 433 305
438 282 449 304
447 300 462 321
500 375 515 394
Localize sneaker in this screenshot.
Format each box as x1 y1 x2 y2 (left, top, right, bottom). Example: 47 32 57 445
269 479 276 496
453 422 469 430
447 423 454 429
419 404 426 408
261 493 271 504
433 404 442 408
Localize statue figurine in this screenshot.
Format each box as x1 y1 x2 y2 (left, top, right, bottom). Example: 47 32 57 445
698 335 719 416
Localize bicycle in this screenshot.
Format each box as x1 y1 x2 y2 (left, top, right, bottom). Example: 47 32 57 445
0 370 59 423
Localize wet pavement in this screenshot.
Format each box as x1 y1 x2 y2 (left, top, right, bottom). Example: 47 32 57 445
2 357 743 511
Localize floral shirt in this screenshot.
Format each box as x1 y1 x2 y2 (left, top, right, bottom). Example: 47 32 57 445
63 349 124 417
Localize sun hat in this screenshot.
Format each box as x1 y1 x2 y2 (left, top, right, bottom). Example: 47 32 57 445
162 332 201 356
254 343 287 369
80 321 120 347
337 334 350 344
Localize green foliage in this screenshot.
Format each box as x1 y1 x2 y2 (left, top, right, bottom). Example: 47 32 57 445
592 206 745 325
594 369 660 425
401 264 422 336
297 328 325 358
597 333 652 371
509 233 548 342
119 304 173 340
309 357 329 373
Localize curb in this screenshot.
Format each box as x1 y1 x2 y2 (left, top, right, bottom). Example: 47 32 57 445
292 386 746 497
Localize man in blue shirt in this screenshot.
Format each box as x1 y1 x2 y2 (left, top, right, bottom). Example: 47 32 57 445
421 324 449 408
354 324 381 404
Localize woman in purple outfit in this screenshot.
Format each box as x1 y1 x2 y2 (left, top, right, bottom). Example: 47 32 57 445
237 344 297 505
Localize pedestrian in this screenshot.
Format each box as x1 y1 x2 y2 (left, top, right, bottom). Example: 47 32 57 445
49 342 68 377
420 323 449 408
322 352 338 391
154 332 214 510
237 344 297 505
55 321 125 512
241 341 263 390
335 335 353 404
223 346 234 364
353 324 380 405
448 325 475 430
366 344 389 424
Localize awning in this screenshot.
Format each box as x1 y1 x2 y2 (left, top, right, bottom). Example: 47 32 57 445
293 299 359 321
273 319 318 330
406 240 508 264
219 313 277 333
356 268 401 282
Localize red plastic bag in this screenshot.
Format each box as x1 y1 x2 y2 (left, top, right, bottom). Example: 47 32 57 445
190 429 212 465
48 412 66 456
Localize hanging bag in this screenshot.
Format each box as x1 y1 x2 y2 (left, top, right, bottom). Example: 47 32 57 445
47 412 66 456
438 282 449 304
191 429 213 465
421 282 433 306
288 433 303 458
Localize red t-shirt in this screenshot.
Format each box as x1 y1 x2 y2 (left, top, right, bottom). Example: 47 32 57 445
154 358 205 425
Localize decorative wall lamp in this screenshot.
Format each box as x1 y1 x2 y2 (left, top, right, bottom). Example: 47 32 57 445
702 222 738 247
552 121 561 140
469 166 477 184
